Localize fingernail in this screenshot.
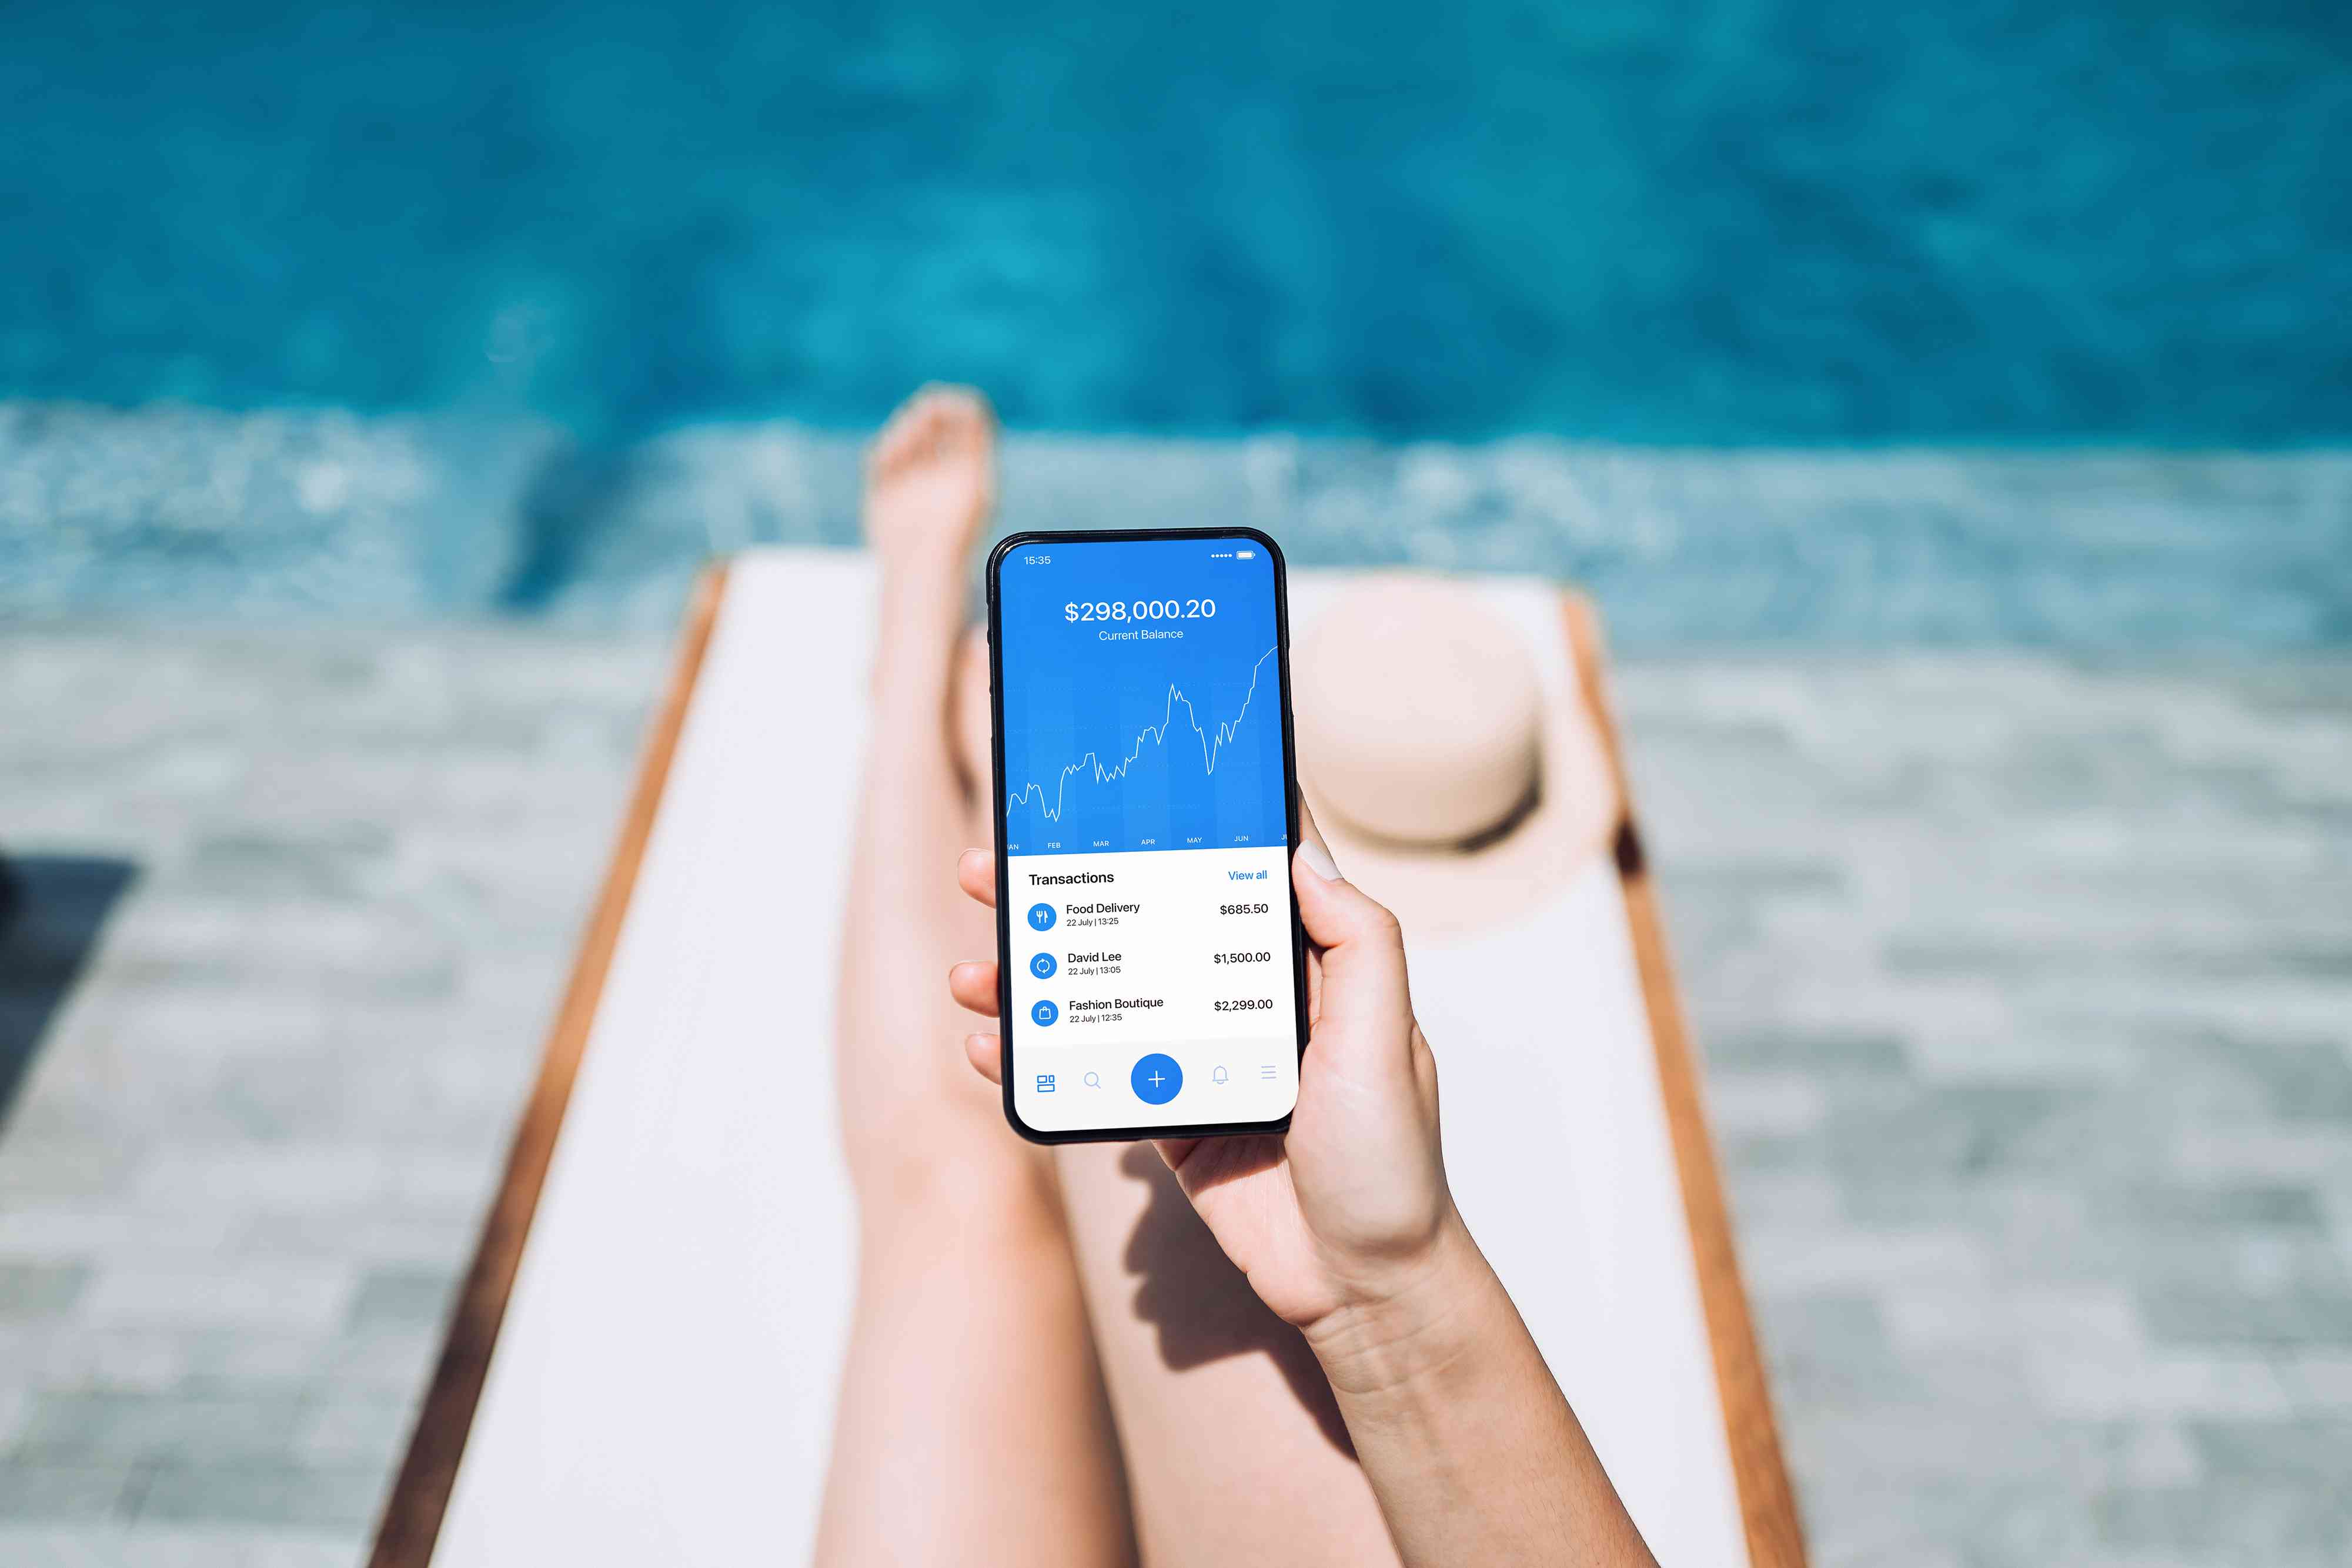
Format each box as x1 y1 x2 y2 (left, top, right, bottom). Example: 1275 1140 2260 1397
1296 838 1344 884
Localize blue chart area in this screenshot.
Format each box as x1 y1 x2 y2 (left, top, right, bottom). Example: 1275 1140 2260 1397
998 537 1290 855
1007 648 1279 832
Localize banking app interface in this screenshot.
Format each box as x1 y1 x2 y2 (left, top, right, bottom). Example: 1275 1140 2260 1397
998 536 1301 1133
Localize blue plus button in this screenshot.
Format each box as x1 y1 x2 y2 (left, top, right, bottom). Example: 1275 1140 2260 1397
1031 1000 1059 1027
1131 1053 1183 1106
1027 903 1057 931
1030 952 1057 979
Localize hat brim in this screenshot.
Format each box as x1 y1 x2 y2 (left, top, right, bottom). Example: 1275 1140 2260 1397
1288 576 1621 942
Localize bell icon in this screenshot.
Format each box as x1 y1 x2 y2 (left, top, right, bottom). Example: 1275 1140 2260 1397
1212 1065 1230 1084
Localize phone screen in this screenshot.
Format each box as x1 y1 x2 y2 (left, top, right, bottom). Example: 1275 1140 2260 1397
990 531 1307 1139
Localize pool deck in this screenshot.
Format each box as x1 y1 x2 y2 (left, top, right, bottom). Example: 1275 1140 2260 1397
2 627 2348 1567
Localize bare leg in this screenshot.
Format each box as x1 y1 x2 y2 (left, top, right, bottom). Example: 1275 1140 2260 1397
818 388 1133 1568
1048 1151 1402 1565
949 648 1402 1566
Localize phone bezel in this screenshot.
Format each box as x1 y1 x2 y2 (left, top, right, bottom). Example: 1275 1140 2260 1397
984 526 1311 1145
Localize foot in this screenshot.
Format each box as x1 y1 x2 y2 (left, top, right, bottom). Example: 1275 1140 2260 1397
864 385 996 595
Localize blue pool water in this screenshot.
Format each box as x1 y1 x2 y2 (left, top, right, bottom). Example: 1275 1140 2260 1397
6 0 2350 446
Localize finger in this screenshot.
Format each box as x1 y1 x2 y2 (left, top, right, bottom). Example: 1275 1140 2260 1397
964 1031 1003 1085
957 847 997 908
1292 791 1344 887
1292 793 1334 1021
948 959 1000 1018
1291 845 1413 1040
1152 1136 1201 1175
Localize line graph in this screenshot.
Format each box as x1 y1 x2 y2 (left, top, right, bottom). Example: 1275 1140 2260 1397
1008 647 1277 825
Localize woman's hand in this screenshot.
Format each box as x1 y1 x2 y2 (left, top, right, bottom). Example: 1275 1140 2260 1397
951 804 1659 1566
947 802 1466 1332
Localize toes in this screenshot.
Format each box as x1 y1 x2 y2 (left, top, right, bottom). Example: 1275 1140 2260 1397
868 384 994 480
866 396 929 478
923 383 995 453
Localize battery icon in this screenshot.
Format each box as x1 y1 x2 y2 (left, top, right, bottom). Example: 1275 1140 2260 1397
1235 549 1257 559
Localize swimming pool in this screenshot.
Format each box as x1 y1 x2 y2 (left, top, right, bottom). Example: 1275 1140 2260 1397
6 0 2348 445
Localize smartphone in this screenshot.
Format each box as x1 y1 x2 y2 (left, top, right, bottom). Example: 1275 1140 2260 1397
985 527 1311 1143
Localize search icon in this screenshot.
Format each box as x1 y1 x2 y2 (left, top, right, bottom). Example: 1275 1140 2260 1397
1083 1071 1101 1088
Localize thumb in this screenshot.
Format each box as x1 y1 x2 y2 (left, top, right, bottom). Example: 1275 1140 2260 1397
1291 845 1413 1042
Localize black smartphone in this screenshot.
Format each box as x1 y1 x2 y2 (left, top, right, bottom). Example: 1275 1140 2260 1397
985 527 1311 1144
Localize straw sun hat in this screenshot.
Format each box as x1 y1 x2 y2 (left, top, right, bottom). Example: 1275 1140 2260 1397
1291 576 1621 938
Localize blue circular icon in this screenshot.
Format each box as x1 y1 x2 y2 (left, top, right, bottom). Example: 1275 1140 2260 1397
1031 999 1059 1027
1131 1053 1183 1106
1027 903 1057 931
1030 952 1058 979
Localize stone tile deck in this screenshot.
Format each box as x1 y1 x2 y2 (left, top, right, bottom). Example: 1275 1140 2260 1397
2 628 2347 1566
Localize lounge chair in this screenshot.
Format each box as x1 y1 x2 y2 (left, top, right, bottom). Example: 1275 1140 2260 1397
368 549 1806 1567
